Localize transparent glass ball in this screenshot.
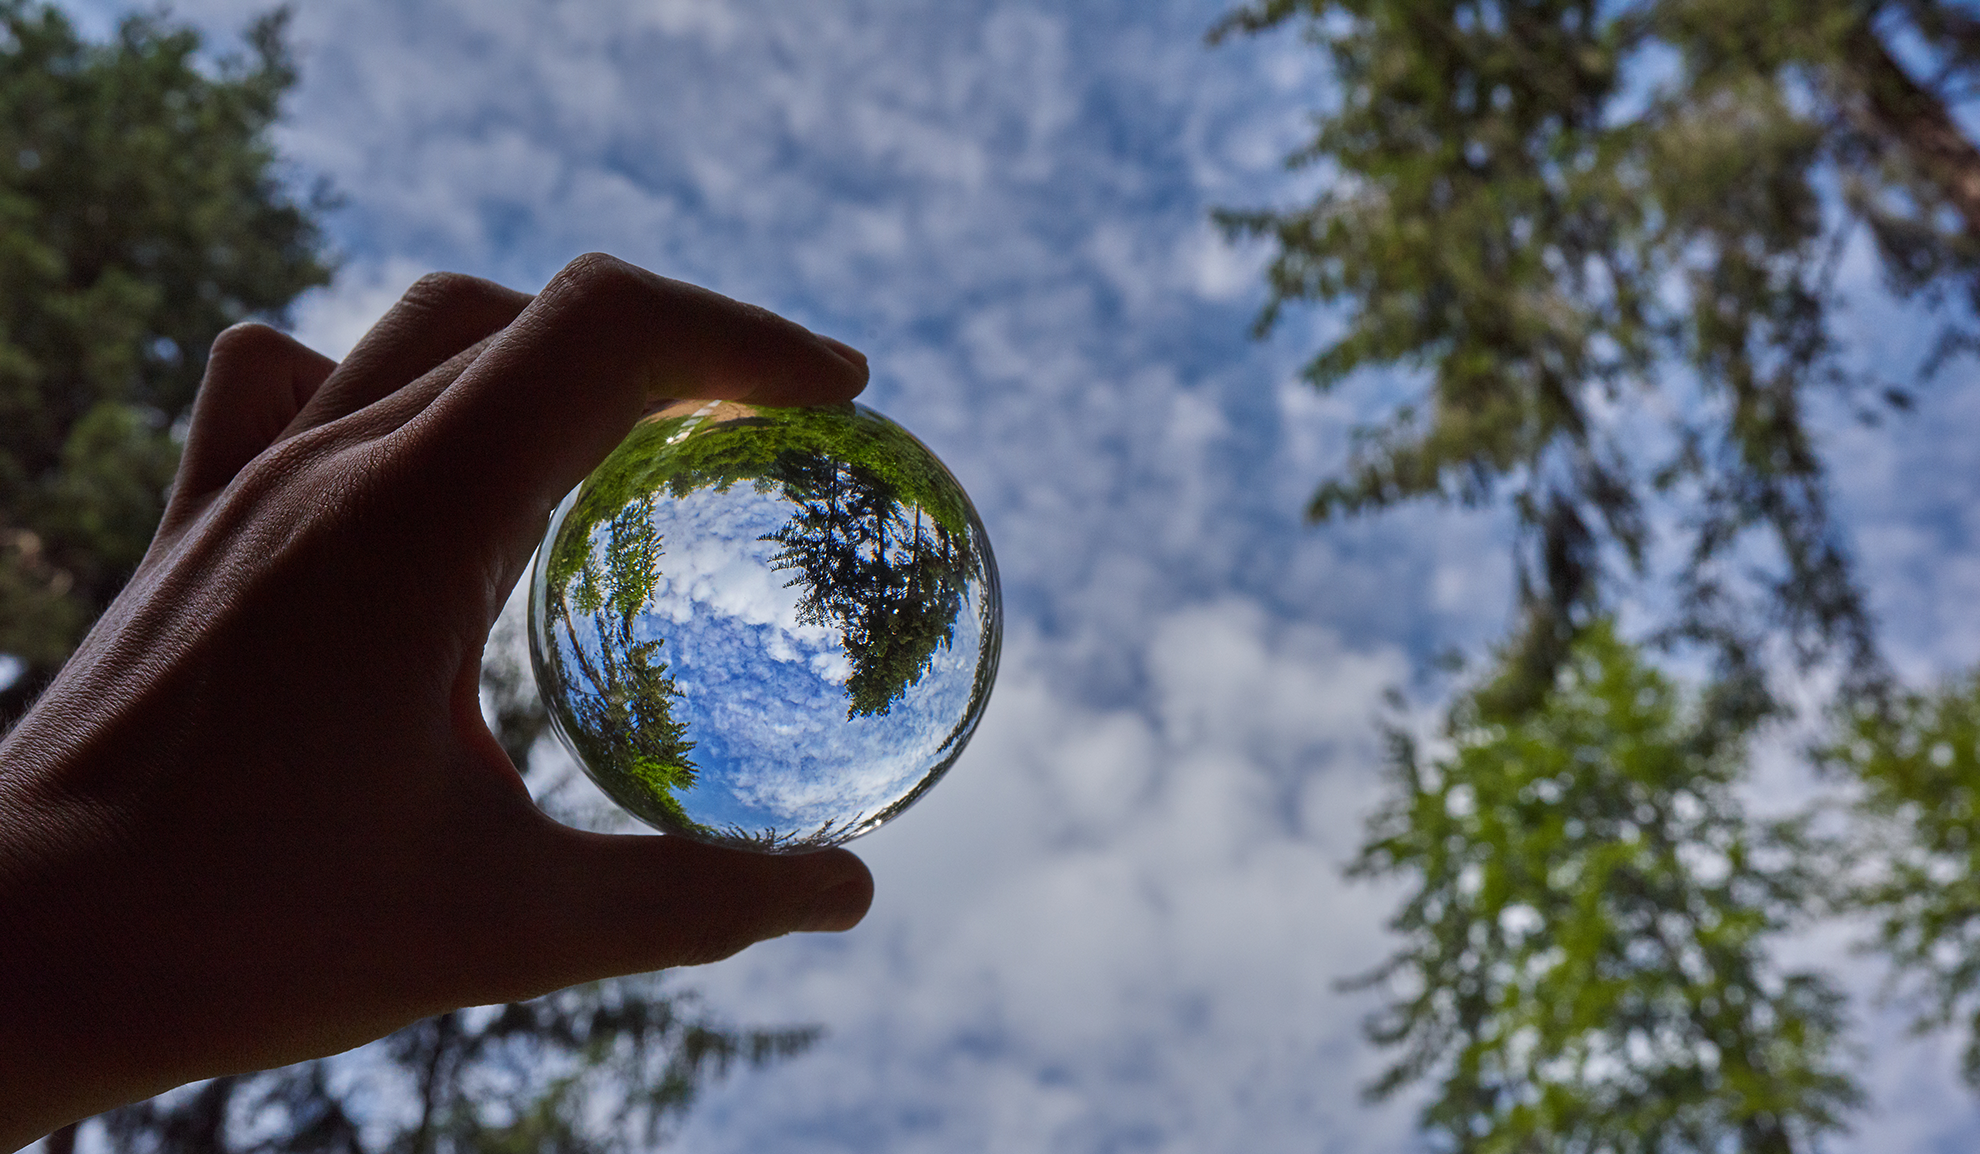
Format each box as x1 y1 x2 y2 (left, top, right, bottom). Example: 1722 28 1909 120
530 399 1001 852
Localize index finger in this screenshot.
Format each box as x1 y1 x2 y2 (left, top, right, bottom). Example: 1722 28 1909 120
388 253 869 550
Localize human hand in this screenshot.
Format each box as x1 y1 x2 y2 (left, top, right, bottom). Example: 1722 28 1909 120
0 254 875 1146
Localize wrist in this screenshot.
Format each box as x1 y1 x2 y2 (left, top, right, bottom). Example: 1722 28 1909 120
0 731 175 1148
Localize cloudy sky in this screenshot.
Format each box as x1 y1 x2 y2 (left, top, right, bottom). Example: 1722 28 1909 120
52 0 1980 1149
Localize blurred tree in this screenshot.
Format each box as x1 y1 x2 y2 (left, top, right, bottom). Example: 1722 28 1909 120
93 979 820 1154
0 5 820 1150
1352 624 1858 1152
1213 0 1980 719
1213 0 1980 1138
1822 675 1980 1091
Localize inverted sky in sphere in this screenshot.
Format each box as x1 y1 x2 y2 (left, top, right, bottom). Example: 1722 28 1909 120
534 403 997 849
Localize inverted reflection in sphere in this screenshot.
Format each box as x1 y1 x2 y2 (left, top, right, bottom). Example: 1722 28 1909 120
530 399 1002 853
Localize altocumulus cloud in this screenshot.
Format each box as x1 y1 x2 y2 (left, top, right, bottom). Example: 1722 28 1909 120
57 0 1980 1147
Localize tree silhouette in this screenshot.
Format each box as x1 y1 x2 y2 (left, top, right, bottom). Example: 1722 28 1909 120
97 985 820 1154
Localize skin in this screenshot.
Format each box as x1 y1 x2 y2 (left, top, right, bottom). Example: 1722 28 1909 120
0 254 877 1148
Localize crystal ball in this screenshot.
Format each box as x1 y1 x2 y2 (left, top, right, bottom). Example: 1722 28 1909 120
529 399 1002 852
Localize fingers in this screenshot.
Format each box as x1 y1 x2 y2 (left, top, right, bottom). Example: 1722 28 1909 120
291 272 531 433
165 324 337 528
390 253 869 556
324 332 504 446
479 822 873 999
166 273 527 525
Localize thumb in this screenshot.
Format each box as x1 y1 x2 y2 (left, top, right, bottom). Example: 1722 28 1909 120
483 820 873 998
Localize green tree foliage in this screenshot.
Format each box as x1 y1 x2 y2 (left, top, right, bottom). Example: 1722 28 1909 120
765 453 971 719
547 402 972 565
541 496 705 834
1822 676 1980 1089
1213 0 1980 717
536 402 987 849
0 0 333 720
1354 624 1858 1151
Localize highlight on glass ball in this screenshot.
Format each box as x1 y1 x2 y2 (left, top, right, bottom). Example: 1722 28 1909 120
529 398 1002 853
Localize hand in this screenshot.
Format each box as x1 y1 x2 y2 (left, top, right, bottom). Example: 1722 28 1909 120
0 254 875 1146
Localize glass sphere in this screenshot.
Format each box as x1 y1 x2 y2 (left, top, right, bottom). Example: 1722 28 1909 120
530 399 1001 852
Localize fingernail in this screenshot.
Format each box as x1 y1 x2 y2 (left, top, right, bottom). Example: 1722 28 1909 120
797 877 871 933
815 334 868 372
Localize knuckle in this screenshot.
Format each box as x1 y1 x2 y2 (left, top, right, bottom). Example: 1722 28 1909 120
403 270 487 311
224 428 322 504
552 252 643 305
563 250 630 281
397 271 530 332
223 414 377 517
206 321 289 365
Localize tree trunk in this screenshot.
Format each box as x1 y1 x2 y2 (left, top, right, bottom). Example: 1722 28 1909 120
1838 27 1980 239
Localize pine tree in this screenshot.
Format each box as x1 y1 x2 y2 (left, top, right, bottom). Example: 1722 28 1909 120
765 454 969 719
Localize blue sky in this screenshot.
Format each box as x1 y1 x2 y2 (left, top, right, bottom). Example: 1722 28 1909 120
50 0 1980 1149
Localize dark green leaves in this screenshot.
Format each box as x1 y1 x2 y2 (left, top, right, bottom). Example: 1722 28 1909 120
544 403 983 731
765 455 971 719
542 496 704 835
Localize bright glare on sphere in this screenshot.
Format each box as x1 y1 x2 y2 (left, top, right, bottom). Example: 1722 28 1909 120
530 399 1002 853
